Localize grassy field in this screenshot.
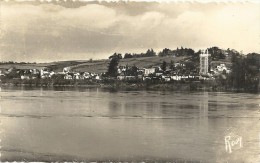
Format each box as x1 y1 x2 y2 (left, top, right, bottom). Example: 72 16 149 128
0 56 187 73
0 61 88 72
70 56 187 73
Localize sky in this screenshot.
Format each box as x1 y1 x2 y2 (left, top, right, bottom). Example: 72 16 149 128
0 0 259 62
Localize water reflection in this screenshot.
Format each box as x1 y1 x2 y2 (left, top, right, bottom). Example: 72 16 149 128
0 87 259 162
109 101 122 116
199 92 209 117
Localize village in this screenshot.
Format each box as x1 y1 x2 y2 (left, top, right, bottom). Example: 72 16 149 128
0 50 232 84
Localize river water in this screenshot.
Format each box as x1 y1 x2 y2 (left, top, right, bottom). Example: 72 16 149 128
0 86 259 162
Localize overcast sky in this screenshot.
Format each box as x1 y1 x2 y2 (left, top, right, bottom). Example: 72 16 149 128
0 1 259 62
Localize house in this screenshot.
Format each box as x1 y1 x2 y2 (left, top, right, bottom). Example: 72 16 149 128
31 69 40 75
216 64 225 71
188 75 195 79
125 76 136 80
73 73 84 80
21 75 30 80
212 63 231 74
0 68 8 76
83 72 91 79
117 66 127 74
155 70 164 77
171 75 181 81
174 62 185 68
41 67 53 78
19 69 33 79
117 75 125 80
162 75 171 82
57 72 66 75
143 76 151 80
154 66 162 71
117 76 136 80
63 67 71 73
137 74 143 79
64 74 73 79
144 68 155 76
138 69 144 73
94 75 101 80
181 75 189 80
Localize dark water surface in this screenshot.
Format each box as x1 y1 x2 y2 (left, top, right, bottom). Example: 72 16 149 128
0 86 259 162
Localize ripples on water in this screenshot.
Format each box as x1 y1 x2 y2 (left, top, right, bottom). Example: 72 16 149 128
0 86 259 162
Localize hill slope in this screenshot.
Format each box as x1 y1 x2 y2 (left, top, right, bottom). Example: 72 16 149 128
0 56 188 73
70 56 187 73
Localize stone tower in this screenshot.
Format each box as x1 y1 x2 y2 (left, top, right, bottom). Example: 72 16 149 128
200 49 210 75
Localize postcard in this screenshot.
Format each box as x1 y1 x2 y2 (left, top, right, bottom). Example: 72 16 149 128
0 0 259 162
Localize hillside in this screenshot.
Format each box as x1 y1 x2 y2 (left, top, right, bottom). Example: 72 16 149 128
0 60 88 72
69 56 187 73
0 56 187 74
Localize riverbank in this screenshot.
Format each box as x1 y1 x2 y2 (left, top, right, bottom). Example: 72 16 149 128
1 78 258 93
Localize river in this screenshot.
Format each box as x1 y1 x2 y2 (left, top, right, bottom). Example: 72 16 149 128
0 86 259 162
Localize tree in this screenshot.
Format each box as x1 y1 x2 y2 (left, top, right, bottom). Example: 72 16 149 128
208 47 226 60
118 53 122 59
107 57 119 77
246 53 260 76
158 48 170 57
191 50 200 62
109 53 122 60
185 61 196 72
131 65 138 76
228 52 260 91
5 67 20 79
244 53 260 91
230 53 246 89
124 53 133 59
146 49 156 57
126 65 138 76
169 60 175 71
161 61 167 72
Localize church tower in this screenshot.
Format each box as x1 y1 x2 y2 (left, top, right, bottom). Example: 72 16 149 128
200 49 210 75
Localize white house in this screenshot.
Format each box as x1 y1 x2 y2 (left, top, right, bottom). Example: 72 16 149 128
21 75 30 80
212 63 231 74
144 68 156 76
63 67 71 73
95 75 101 80
174 62 185 68
64 74 73 79
171 75 181 81
162 75 171 81
117 66 127 74
83 72 91 79
73 73 84 80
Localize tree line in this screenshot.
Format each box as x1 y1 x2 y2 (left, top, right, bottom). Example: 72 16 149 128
107 46 230 61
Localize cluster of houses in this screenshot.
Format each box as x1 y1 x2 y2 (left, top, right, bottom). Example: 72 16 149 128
116 59 232 82
0 59 231 82
211 63 231 75
0 67 101 81
62 67 101 80
117 64 199 82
